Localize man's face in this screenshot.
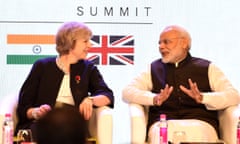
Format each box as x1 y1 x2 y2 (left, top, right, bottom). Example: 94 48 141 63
158 30 188 64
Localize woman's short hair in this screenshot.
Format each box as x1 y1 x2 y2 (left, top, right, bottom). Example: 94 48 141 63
55 21 92 56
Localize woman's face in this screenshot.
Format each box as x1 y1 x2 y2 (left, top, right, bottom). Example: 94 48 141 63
69 36 92 60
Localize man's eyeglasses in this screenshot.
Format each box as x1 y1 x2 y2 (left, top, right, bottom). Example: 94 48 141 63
159 37 183 45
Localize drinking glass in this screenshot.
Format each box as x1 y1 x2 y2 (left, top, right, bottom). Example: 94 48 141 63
16 129 33 144
172 131 186 144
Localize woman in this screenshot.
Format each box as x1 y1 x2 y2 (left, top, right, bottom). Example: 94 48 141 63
15 21 114 139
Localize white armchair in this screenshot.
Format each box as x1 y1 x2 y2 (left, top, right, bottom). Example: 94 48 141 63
129 103 240 144
89 106 113 144
0 93 113 144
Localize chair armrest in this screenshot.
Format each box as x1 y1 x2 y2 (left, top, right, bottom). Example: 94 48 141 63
218 105 240 144
89 106 113 144
129 103 148 144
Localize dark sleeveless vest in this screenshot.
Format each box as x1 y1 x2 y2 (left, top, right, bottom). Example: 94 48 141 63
148 53 219 134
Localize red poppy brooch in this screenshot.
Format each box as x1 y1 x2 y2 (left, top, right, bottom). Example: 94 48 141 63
75 75 81 84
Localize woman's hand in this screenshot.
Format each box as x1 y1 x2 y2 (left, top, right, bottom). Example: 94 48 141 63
79 97 93 120
28 104 51 120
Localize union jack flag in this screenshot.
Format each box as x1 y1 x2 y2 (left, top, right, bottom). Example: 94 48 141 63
87 35 134 65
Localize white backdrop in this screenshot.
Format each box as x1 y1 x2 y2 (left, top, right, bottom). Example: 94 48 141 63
0 0 240 143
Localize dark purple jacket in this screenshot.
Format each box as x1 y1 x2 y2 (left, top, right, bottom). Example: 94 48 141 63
16 57 114 131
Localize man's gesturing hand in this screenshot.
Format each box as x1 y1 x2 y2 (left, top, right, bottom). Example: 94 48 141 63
179 78 203 103
153 84 173 106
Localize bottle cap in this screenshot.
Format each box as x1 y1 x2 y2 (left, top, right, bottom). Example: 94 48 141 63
5 113 11 117
160 114 166 120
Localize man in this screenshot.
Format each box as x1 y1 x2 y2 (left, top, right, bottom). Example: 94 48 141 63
122 25 240 143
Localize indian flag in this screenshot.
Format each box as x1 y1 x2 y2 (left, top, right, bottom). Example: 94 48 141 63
7 34 57 64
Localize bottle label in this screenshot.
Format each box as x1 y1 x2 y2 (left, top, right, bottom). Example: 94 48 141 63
237 128 240 144
2 126 13 144
160 127 167 144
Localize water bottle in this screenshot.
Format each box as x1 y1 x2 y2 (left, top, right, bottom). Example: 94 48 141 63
237 116 240 144
159 114 168 144
2 113 14 144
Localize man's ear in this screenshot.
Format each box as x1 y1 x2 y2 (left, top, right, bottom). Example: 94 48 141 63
182 38 189 50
